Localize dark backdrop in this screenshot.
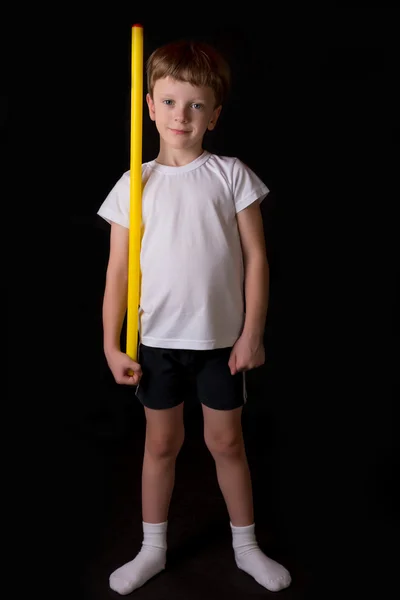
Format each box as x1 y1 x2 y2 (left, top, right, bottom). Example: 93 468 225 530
8 7 397 599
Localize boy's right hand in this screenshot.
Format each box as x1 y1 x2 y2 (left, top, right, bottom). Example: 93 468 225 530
105 349 142 386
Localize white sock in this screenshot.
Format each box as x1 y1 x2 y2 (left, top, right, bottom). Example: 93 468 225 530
109 521 167 595
231 522 291 592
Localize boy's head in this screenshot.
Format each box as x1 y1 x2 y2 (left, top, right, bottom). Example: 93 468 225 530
145 40 231 152
146 40 231 108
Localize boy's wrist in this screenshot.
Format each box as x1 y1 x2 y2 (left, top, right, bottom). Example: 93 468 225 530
241 327 264 343
104 343 121 358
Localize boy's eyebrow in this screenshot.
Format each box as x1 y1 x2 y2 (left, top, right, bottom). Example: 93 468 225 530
159 93 207 102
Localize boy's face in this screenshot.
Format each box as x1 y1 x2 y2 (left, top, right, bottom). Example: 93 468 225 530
146 77 222 151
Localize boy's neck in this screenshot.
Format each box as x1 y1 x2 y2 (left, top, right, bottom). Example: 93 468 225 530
155 142 205 167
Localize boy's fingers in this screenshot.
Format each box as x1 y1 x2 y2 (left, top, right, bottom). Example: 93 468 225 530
228 353 237 375
127 368 142 383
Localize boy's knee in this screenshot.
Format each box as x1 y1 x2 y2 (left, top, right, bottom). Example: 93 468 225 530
146 431 184 459
204 432 243 458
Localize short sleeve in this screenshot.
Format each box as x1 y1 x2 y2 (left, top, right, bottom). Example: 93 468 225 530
231 158 269 213
97 171 130 228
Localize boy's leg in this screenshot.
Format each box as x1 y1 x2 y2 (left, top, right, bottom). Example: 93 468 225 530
138 344 187 523
109 403 184 595
198 348 291 592
142 403 185 523
110 345 186 595
197 348 252 526
202 404 291 592
202 404 254 526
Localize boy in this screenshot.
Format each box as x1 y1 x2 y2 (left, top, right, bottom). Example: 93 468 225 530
98 39 291 594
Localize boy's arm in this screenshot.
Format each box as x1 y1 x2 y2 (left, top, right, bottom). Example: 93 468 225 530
102 222 142 384
229 200 269 374
102 222 129 358
238 200 269 340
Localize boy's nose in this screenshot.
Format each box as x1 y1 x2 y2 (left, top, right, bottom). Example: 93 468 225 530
174 108 189 123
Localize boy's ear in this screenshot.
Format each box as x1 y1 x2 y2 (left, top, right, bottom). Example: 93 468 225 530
146 93 156 121
208 105 222 131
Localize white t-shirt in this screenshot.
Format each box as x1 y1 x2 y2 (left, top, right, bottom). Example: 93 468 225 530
98 151 269 350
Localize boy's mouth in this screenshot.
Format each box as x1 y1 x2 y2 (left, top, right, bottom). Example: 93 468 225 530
169 128 190 135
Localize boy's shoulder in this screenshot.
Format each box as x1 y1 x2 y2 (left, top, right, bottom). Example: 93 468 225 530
206 153 263 182
207 153 241 169
205 153 255 174
207 152 238 162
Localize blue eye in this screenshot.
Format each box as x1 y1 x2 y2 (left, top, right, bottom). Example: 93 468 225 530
192 103 203 110
163 99 173 105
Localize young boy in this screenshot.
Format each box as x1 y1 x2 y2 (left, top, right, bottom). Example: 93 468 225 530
97 39 291 594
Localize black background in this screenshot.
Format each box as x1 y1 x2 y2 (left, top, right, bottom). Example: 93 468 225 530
6 6 398 599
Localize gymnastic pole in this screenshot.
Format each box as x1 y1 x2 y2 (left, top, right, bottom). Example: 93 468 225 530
126 24 143 362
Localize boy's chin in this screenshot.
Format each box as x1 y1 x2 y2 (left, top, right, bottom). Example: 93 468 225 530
163 137 199 150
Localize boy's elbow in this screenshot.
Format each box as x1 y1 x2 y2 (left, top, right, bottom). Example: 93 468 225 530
244 249 269 270
106 262 128 285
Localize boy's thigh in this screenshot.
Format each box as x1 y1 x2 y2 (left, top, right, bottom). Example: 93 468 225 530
135 344 192 410
195 347 246 411
143 403 185 448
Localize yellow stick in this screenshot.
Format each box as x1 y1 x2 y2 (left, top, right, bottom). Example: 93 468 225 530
126 24 143 362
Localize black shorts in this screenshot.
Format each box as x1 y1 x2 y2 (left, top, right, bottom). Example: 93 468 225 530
135 344 247 411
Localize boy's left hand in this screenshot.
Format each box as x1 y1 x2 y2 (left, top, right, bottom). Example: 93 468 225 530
228 334 265 375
